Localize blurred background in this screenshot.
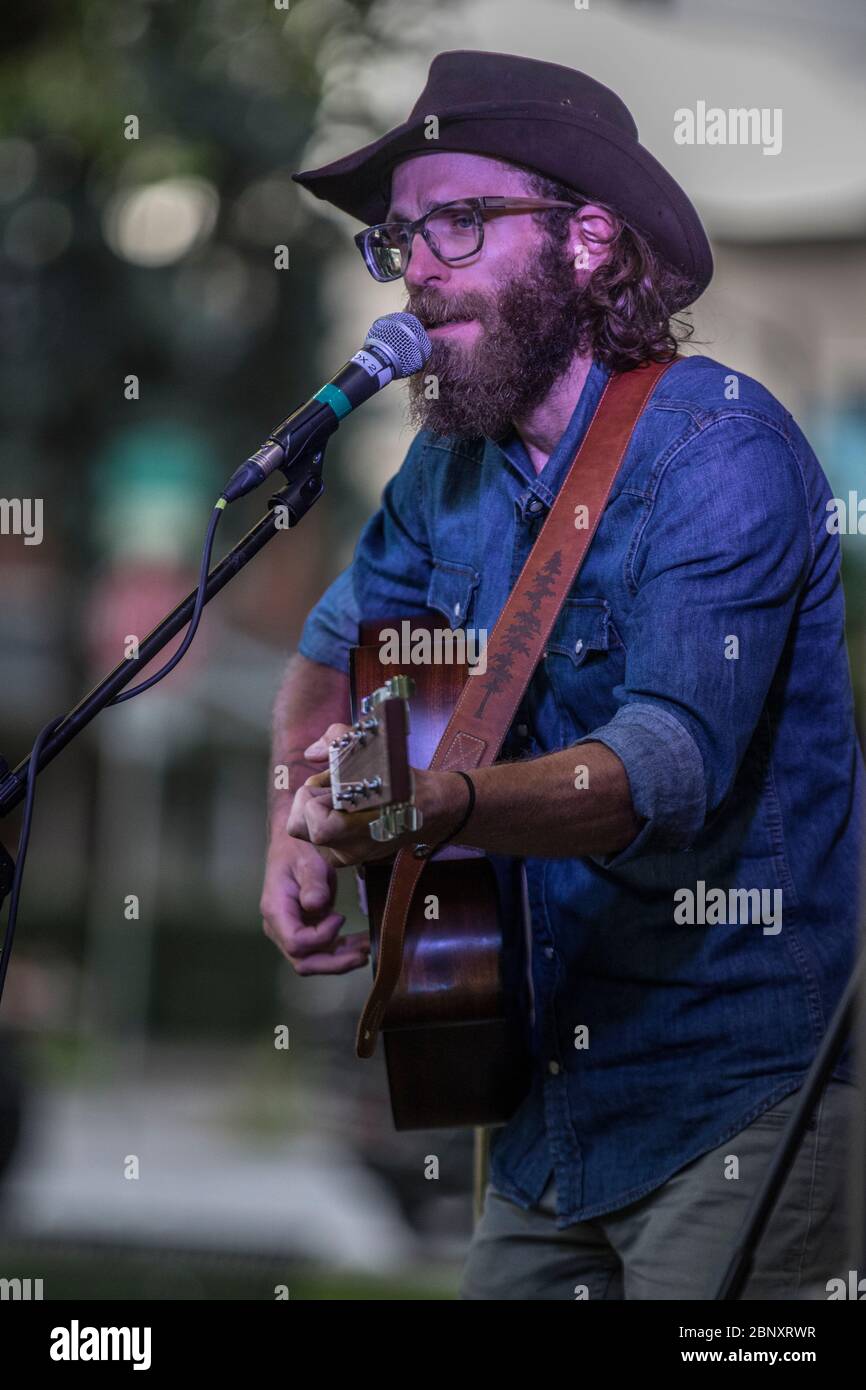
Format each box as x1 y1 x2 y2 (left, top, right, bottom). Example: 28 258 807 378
0 0 864 1300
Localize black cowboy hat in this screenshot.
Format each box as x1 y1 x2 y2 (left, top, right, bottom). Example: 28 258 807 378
293 49 713 308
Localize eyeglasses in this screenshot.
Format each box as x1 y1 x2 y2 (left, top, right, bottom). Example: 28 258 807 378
354 196 580 282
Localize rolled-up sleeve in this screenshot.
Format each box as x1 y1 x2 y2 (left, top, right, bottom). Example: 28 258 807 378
298 564 360 674
298 435 432 674
578 700 706 864
575 414 813 865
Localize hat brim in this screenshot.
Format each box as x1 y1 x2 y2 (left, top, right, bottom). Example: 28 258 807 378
294 101 712 308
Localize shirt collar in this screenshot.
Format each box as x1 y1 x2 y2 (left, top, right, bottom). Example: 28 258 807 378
493 358 611 507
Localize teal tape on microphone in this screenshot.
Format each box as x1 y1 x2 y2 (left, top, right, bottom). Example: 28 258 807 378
315 383 352 419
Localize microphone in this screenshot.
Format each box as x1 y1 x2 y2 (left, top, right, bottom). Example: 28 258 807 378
222 311 432 503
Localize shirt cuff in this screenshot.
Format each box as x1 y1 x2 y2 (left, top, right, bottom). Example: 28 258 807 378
574 701 707 866
297 629 351 675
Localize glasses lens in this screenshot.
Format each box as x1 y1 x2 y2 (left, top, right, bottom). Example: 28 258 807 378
425 205 481 261
365 227 406 281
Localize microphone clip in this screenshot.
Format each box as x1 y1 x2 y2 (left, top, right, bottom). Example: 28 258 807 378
266 441 327 530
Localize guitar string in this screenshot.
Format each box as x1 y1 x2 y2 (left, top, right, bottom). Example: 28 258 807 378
321 731 389 784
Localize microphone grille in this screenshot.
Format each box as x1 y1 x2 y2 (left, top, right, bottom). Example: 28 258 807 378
364 312 432 378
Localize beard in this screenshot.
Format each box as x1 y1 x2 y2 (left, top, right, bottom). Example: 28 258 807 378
406 238 589 441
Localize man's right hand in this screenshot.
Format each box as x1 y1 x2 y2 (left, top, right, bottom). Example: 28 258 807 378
260 834 371 975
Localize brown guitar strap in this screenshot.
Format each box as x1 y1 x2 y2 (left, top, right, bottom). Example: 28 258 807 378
355 356 679 1059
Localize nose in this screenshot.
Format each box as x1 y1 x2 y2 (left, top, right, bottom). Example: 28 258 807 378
403 230 450 290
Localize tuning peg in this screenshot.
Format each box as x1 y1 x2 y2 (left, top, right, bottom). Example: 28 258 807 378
369 802 423 842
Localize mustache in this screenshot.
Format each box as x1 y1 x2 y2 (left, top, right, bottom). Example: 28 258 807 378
406 290 492 330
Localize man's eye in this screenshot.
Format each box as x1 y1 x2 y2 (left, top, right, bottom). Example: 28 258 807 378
437 210 475 233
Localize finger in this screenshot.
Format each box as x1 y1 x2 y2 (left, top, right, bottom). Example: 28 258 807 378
304 796 338 847
308 793 377 844
305 810 369 866
288 784 334 839
287 911 349 954
260 853 335 936
303 769 331 789
290 932 371 976
262 908 364 962
281 869 342 939
294 851 337 912
286 785 316 840
304 723 352 760
262 899 345 952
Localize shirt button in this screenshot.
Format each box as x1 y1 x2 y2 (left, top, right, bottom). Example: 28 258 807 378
453 601 461 617
528 498 544 514
574 639 584 655
517 723 528 737
544 946 555 959
548 1060 561 1076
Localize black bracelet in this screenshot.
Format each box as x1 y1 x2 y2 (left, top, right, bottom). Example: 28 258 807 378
412 770 476 860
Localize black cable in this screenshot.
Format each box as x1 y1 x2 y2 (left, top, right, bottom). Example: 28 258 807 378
0 713 65 1004
109 501 224 704
0 499 226 1011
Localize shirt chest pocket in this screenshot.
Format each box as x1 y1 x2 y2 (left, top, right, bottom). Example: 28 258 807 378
544 596 626 738
426 557 480 629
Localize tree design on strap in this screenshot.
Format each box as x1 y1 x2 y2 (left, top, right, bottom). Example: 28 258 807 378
473 551 563 718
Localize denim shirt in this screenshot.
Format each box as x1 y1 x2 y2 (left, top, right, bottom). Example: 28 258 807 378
299 354 863 1227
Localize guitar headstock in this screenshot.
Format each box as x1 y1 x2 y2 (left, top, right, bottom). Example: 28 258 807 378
329 674 423 843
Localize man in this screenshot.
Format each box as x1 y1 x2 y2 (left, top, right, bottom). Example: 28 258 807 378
260 51 863 1299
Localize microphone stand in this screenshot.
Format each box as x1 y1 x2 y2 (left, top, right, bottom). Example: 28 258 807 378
0 445 326 892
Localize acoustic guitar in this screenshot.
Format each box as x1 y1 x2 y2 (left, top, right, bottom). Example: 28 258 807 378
329 614 531 1131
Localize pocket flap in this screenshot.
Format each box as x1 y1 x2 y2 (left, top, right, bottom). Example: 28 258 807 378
426 558 480 629
547 597 621 667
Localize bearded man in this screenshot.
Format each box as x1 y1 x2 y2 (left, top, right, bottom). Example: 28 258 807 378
259 51 863 1300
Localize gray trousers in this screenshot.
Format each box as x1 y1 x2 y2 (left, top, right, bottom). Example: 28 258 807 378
460 1080 862 1300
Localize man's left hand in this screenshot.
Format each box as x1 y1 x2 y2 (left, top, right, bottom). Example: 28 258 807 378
287 723 459 867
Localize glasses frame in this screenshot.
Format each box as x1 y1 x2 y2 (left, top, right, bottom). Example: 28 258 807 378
353 196 582 282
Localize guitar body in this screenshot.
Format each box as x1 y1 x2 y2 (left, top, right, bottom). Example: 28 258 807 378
350 616 532 1131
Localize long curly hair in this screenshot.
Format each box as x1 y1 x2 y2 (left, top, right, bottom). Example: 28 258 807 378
522 168 698 372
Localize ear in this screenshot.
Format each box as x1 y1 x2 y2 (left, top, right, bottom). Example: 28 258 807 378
569 204 616 284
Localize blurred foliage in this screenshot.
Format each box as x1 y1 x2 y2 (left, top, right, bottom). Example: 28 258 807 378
0 0 342 512
0 0 380 154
